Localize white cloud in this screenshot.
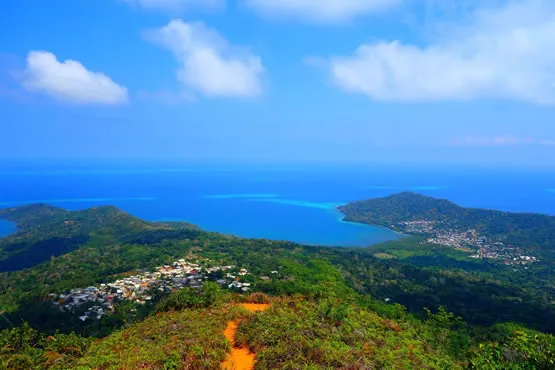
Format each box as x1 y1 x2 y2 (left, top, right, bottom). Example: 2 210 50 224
21 51 128 105
146 20 264 98
450 134 555 146
323 0 555 104
122 0 224 13
245 0 401 22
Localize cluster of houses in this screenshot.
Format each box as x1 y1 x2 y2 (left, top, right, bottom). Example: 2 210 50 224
50 259 252 321
506 255 539 265
398 220 539 265
426 229 484 250
399 221 486 249
399 220 436 233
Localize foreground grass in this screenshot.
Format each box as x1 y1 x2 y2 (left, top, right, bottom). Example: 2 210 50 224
77 306 243 370
237 297 462 369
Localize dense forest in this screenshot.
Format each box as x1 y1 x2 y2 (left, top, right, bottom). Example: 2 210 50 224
0 204 198 272
1 200 554 368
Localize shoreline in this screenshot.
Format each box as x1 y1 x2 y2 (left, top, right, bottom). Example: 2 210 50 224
334 204 406 239
0 200 404 248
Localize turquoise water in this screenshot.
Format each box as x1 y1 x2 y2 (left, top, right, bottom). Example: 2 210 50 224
0 197 157 207
204 193 279 199
247 198 342 210
0 162 554 247
0 220 16 238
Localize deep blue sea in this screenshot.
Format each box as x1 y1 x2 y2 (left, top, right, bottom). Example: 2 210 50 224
0 162 554 246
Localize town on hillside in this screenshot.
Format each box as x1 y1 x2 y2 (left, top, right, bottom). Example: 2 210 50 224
50 258 279 322
398 221 539 266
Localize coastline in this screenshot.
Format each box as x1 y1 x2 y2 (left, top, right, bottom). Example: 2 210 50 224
334 204 406 239
0 199 404 248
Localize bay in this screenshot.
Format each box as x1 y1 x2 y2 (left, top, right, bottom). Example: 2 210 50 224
0 161 554 247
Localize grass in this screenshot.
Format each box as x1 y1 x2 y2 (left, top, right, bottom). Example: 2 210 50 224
77 306 244 370
236 297 461 369
374 253 397 260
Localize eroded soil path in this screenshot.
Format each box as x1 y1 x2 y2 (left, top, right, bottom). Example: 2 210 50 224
221 303 271 370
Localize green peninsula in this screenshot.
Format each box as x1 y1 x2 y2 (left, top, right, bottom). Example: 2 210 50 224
339 192 555 263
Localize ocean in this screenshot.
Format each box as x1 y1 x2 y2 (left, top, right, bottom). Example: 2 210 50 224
0 219 16 238
0 161 554 246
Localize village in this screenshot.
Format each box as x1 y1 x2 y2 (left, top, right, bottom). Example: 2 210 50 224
397 220 539 266
50 258 266 322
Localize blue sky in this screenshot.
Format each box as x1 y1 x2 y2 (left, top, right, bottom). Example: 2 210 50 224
0 0 554 167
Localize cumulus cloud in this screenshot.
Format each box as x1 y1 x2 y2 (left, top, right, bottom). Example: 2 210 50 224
146 20 264 98
450 135 555 146
323 0 555 104
245 0 401 22
21 51 128 105
122 0 224 13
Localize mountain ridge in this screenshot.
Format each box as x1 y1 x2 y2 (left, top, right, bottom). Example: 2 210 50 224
0 204 197 272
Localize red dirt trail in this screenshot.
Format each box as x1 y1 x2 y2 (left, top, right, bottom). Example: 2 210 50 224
221 303 271 370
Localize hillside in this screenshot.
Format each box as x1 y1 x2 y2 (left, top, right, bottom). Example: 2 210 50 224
0 205 198 272
339 192 555 257
3 288 553 369
0 202 554 368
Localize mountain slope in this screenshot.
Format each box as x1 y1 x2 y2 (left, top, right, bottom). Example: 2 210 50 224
0 204 196 272
339 192 555 256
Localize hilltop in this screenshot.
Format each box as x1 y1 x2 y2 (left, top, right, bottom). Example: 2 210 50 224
0 204 198 272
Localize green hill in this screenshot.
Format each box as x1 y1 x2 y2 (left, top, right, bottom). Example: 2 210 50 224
0 202 554 368
0 205 197 272
339 192 555 257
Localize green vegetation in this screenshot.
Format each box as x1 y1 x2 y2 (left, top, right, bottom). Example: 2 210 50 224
155 281 228 312
469 323 555 369
78 307 236 369
0 323 91 369
361 236 476 264
238 297 459 369
339 192 555 258
0 204 198 272
0 202 554 368
77 284 239 370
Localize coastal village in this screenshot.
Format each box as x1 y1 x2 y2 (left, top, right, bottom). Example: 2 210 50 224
50 258 265 321
398 220 539 266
